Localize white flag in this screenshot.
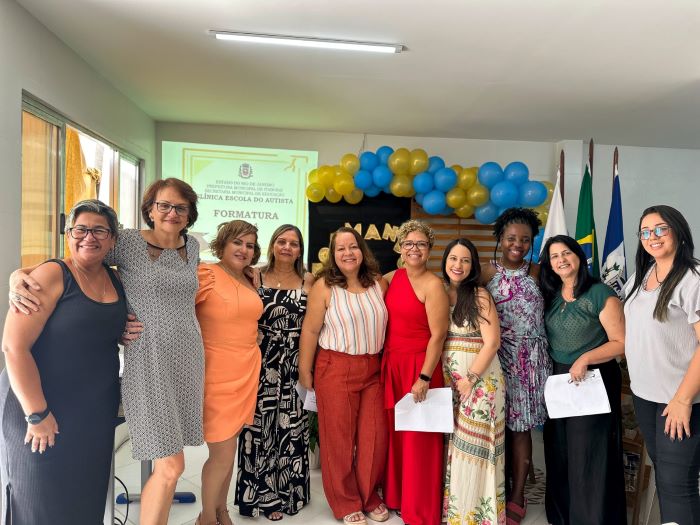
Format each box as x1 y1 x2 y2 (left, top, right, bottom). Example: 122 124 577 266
540 171 568 256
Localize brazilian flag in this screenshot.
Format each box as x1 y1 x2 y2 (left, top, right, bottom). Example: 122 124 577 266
575 165 599 277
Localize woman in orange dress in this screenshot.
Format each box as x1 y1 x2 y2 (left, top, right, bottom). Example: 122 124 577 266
195 220 264 525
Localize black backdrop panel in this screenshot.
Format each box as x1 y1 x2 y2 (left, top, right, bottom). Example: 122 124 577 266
307 193 412 275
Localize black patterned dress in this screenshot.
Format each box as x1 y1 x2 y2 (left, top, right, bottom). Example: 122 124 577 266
235 285 310 517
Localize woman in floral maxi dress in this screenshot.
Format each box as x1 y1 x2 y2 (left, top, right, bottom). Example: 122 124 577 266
442 239 506 525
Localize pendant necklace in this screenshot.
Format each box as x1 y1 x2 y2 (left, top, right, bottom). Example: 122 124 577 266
654 265 665 285
72 260 107 300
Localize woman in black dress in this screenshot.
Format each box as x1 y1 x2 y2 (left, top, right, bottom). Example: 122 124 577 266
236 224 315 520
0 200 128 524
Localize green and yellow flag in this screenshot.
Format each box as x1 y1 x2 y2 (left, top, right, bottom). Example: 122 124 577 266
575 164 599 277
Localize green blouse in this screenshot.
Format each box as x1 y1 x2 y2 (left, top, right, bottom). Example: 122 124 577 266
544 282 617 365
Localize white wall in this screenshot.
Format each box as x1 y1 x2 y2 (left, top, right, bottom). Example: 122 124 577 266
0 0 156 318
155 122 558 182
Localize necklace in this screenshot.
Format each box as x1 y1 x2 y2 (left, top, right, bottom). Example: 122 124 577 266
267 268 297 288
560 285 576 312
218 262 244 287
654 265 665 285
72 260 107 300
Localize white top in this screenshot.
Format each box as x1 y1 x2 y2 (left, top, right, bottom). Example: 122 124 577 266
623 264 700 404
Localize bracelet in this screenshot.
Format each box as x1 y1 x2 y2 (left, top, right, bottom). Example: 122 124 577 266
465 370 480 384
418 373 431 382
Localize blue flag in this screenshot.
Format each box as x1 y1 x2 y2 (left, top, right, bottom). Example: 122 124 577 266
601 166 626 296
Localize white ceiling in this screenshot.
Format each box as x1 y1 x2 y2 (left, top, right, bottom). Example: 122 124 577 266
16 0 700 148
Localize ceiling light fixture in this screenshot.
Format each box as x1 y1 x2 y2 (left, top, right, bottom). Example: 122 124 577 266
211 31 403 54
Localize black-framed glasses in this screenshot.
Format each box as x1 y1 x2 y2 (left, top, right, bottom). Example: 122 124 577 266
67 226 112 240
400 240 430 250
638 225 671 240
155 201 189 216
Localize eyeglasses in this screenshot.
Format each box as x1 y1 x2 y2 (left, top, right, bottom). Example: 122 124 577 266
155 201 190 216
67 226 112 240
400 240 430 250
638 225 671 240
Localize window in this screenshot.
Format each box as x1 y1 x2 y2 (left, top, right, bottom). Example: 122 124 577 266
21 94 142 263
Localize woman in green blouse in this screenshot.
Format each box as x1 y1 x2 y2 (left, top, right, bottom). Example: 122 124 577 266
539 235 627 525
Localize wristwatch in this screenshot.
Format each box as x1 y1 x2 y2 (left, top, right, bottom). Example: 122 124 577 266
418 373 431 382
25 407 50 425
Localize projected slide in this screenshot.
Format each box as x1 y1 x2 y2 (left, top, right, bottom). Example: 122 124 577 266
162 141 317 261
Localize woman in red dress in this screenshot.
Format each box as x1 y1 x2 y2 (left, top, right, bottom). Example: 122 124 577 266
383 220 449 525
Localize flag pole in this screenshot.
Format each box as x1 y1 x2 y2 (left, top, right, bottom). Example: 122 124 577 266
559 149 565 205
588 138 594 181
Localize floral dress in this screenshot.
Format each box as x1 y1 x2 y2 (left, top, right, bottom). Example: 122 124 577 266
485 261 550 431
443 317 506 525
235 285 310 517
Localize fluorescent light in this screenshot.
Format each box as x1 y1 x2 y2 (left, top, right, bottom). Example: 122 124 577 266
211 31 402 54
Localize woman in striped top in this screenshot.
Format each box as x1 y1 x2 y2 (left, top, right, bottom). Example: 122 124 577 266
299 227 389 525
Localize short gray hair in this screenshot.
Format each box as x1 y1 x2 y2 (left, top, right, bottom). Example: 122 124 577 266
65 199 120 239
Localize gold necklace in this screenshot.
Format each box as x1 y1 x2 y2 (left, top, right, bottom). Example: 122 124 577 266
267 268 297 288
72 260 107 300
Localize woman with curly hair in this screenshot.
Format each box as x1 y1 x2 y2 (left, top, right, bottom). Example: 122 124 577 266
299 227 389 525
482 208 551 525
383 220 450 525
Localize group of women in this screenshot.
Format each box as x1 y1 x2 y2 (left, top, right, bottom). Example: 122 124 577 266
0 175 698 525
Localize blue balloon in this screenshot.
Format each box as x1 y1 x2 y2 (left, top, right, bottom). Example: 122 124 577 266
518 181 548 207
364 185 381 197
478 162 504 189
527 230 545 263
434 167 457 192
474 202 500 224
376 145 394 165
372 165 393 188
504 161 530 186
422 190 447 215
490 181 519 208
415 192 425 205
353 170 373 190
360 151 379 171
498 207 510 217
413 171 434 194
428 156 445 174
439 205 455 216
382 184 392 194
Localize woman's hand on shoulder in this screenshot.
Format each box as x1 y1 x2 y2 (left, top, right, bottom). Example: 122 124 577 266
245 266 262 288
9 269 42 315
121 313 144 345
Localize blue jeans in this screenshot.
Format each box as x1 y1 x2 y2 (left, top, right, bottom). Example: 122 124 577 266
633 395 700 525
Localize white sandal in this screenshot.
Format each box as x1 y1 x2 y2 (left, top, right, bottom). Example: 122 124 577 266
343 511 368 525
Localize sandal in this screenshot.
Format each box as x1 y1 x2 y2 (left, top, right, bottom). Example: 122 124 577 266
343 511 368 525
264 511 284 521
367 503 390 522
505 500 527 525
216 508 233 525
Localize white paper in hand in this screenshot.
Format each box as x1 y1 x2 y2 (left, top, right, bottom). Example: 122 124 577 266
295 381 308 403
544 369 611 419
394 387 454 433
303 389 318 412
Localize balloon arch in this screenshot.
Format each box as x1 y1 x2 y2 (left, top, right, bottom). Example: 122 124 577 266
305 146 554 225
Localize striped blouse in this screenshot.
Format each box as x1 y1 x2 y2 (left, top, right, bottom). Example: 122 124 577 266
318 281 388 355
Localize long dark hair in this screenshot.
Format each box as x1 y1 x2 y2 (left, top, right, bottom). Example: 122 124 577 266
539 235 598 306
441 238 488 327
492 207 541 272
318 227 380 289
625 205 699 321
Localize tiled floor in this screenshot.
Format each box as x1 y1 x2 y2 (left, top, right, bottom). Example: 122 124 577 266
112 428 551 525
112 428 655 525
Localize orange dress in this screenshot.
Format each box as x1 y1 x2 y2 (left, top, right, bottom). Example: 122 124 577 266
196 263 263 443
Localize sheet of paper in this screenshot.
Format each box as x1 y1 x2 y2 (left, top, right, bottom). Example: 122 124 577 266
303 389 318 412
394 387 454 433
295 381 308 403
544 369 611 419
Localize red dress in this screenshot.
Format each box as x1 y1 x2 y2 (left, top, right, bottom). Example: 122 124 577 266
382 269 444 525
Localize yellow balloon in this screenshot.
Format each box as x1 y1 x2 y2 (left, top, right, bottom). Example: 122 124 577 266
446 187 467 208
409 149 429 176
344 188 364 204
318 165 335 188
388 148 410 176
455 203 475 218
318 247 329 264
406 186 416 197
450 164 463 175
334 174 355 196
341 153 360 175
306 183 324 203
307 168 319 185
458 167 478 190
390 175 412 197
534 204 549 225
542 180 555 205
325 186 342 203
465 184 489 207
